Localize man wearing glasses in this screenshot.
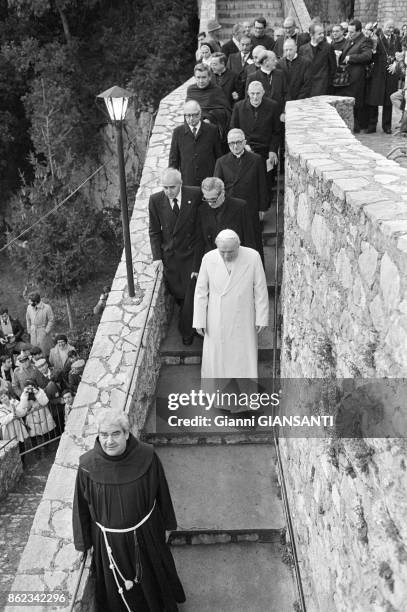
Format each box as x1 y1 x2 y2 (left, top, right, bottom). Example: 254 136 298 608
273 16 310 58
192 176 256 272
169 100 222 186
214 128 267 261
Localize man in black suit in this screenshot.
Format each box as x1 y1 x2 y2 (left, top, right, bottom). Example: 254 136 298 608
221 23 242 58
169 100 222 186
149 168 201 344
277 38 312 100
299 23 336 96
210 53 243 105
214 129 268 261
273 17 310 58
193 177 256 272
246 50 288 113
366 19 402 133
230 81 281 199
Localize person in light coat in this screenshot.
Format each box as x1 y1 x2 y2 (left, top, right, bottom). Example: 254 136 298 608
26 292 55 358
18 380 55 438
0 391 29 443
193 229 269 379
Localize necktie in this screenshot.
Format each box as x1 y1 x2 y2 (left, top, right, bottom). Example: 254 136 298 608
242 54 246 66
192 127 197 139
173 198 179 216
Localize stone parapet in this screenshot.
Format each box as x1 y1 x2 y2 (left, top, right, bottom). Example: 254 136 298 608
0 441 22 501
199 0 217 33
5 79 191 612
281 95 407 611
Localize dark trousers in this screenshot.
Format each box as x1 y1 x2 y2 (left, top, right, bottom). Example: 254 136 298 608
368 105 393 131
174 277 196 340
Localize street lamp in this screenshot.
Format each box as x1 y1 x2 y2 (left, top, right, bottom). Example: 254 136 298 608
97 85 135 298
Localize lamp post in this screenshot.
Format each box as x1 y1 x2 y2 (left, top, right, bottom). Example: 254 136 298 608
97 85 135 298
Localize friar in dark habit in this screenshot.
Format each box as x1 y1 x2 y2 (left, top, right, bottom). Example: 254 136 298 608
72 407 185 612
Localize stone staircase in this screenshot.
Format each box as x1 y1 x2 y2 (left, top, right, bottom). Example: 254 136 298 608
0 446 57 610
217 0 285 41
142 201 298 610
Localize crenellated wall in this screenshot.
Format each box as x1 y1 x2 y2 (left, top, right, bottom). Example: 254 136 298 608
281 95 407 612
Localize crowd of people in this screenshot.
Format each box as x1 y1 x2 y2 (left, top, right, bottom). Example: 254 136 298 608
193 16 407 135
0 291 86 451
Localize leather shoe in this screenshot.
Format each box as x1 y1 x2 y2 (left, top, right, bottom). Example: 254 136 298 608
182 336 193 346
383 128 392 134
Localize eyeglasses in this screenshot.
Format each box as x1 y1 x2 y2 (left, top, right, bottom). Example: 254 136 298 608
203 194 221 204
228 140 244 147
185 112 200 118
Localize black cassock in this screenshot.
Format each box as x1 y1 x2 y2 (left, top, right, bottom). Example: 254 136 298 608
73 435 185 612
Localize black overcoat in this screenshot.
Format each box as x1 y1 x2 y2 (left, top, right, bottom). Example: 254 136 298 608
366 34 402 106
273 32 310 58
168 122 222 186
338 33 373 107
298 41 337 96
277 55 312 100
230 97 281 157
148 186 201 299
214 150 268 258
193 195 256 270
246 68 288 112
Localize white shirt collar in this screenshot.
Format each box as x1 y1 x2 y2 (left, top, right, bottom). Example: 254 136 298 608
190 121 201 133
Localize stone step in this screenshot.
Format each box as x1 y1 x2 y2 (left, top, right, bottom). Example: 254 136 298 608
143 431 275 446
160 295 281 364
156 443 283 531
172 542 296 611
169 527 282 546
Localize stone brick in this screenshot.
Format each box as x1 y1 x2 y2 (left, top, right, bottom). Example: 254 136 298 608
335 249 353 290
297 193 311 231
369 295 387 333
311 214 333 260
380 254 400 313
358 242 378 288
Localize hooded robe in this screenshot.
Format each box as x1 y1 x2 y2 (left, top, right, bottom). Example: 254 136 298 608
73 435 185 612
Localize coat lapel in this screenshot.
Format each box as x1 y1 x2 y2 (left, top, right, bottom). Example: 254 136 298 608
173 187 191 234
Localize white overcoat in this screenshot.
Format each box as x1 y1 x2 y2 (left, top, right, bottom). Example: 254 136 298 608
193 246 269 378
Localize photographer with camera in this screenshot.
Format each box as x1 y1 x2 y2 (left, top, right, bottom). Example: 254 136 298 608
18 379 55 444
366 19 402 133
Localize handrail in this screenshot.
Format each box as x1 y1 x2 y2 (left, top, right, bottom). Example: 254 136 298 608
69 551 88 612
271 154 307 612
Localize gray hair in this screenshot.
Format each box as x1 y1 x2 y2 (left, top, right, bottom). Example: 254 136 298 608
161 167 182 185
201 177 225 194
95 408 130 433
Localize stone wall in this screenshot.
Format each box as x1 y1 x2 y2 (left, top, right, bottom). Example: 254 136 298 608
285 0 312 31
199 0 217 32
4 79 192 612
0 441 22 500
281 95 407 611
354 0 379 24
377 0 407 26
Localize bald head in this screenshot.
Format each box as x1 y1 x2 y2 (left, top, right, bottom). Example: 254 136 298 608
283 37 297 60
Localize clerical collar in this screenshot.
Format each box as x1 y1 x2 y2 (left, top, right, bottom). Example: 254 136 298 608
233 150 245 159
287 54 298 61
310 41 319 47
260 68 272 75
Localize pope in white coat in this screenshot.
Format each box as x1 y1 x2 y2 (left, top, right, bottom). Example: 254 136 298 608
193 229 269 378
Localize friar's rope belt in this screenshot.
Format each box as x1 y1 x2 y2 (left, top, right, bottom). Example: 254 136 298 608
96 499 156 612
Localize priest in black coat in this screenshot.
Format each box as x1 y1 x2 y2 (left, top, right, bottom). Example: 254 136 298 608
298 23 336 96
169 100 222 186
149 168 201 343
193 176 256 271
73 408 185 612
214 128 268 261
246 50 288 113
277 38 312 100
